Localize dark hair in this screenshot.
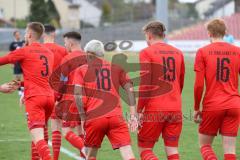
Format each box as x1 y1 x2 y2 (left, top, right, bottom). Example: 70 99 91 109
63 31 81 41
27 22 45 39
13 30 19 36
142 21 166 38
44 24 56 33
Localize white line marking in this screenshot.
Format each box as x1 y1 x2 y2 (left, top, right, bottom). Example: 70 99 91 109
0 139 84 160
0 139 30 142
48 140 84 160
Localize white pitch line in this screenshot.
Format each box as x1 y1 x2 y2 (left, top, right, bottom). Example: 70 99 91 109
0 139 84 160
0 139 30 142
48 140 85 160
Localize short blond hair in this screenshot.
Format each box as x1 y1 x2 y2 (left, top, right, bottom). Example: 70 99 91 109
27 22 45 40
206 19 226 38
142 21 166 38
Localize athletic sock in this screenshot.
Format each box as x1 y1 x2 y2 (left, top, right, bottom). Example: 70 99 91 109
52 131 61 160
168 154 180 160
35 139 52 160
224 154 236 160
140 150 159 160
44 126 49 142
200 145 217 160
65 131 85 158
65 131 84 149
89 157 97 160
31 142 40 160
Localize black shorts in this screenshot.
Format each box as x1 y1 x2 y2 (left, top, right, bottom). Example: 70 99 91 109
13 62 22 75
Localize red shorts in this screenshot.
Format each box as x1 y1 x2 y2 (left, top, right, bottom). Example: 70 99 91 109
25 96 54 130
138 111 182 148
84 116 131 149
62 120 81 128
199 109 240 136
51 95 81 127
60 100 81 128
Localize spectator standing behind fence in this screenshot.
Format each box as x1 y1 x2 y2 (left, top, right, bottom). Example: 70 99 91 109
9 30 25 96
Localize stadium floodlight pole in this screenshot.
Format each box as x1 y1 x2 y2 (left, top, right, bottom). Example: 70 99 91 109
156 0 168 33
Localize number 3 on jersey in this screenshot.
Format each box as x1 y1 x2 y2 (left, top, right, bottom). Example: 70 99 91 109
40 55 49 77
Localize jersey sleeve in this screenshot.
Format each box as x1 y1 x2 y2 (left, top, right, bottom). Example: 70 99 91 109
137 50 151 113
73 68 84 86
194 49 205 72
0 48 25 65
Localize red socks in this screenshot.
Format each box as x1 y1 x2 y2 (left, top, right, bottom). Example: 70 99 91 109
224 154 236 160
89 158 97 160
200 145 217 160
140 150 159 160
31 142 40 160
35 139 52 160
65 131 84 149
168 154 180 160
44 126 49 142
52 131 62 160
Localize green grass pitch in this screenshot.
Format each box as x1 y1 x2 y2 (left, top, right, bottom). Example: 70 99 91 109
0 52 239 160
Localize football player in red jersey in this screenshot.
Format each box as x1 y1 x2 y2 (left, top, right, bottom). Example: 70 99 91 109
0 22 54 160
43 24 68 160
56 31 86 157
194 19 240 160
137 21 185 160
73 40 138 160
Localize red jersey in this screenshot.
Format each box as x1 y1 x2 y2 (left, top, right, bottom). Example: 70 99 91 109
0 42 54 99
60 50 85 101
194 42 240 111
43 43 67 70
73 59 131 119
137 42 185 112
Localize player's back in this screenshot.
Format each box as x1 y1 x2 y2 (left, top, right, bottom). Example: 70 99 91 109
20 43 54 98
74 58 130 119
139 42 185 111
195 42 240 111
43 43 67 70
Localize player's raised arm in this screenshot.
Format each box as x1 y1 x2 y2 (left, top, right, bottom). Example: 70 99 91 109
0 48 25 65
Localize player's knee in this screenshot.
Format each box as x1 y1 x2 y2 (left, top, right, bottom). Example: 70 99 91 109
222 136 236 154
198 133 214 148
119 145 135 159
165 146 178 156
30 128 45 143
87 148 98 159
51 119 61 131
138 147 151 154
62 127 71 137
